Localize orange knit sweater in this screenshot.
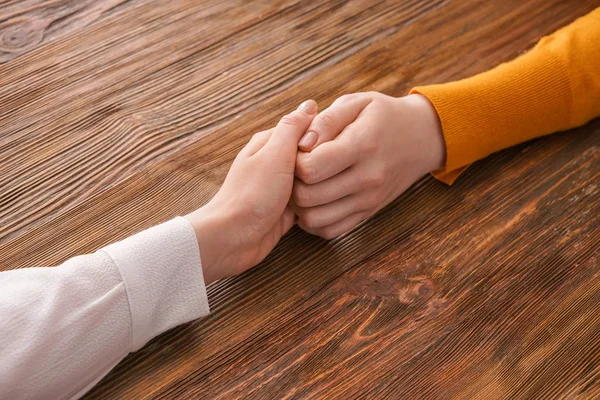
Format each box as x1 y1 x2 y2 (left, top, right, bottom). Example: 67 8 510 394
411 8 600 185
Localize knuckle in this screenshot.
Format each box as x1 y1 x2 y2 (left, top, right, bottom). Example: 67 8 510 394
300 210 321 229
365 168 386 187
296 160 319 184
335 94 354 104
292 184 311 207
361 136 380 155
315 111 336 132
363 175 383 190
279 111 304 127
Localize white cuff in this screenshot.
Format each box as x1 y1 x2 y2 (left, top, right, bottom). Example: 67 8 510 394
102 217 210 351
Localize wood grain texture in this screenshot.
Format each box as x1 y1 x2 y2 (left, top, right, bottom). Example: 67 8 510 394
1 0 599 398
0 0 449 241
0 0 137 63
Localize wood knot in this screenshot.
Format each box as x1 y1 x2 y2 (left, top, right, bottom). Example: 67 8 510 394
0 17 48 53
344 271 437 306
3 29 28 48
360 273 401 297
398 277 435 304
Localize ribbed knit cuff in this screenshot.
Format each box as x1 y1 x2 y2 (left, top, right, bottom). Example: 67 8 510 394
411 46 572 185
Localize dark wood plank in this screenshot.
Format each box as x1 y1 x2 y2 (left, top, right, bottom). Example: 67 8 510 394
1 0 598 398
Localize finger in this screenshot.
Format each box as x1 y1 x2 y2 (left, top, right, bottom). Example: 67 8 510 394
295 193 366 230
295 132 359 184
292 167 361 207
258 100 317 167
298 94 372 152
302 212 367 240
239 129 273 157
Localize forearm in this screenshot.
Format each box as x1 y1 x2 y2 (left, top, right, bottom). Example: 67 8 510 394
0 252 130 399
0 217 209 399
411 8 600 184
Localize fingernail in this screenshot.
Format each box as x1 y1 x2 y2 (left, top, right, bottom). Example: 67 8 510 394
297 99 317 114
298 131 317 150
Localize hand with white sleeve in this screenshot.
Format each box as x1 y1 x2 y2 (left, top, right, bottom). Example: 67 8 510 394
0 100 317 400
186 99 318 284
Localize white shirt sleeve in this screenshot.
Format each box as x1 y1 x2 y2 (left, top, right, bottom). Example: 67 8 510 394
0 217 210 400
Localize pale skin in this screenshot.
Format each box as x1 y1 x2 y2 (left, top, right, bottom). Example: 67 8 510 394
185 100 318 285
292 92 446 239
185 92 445 284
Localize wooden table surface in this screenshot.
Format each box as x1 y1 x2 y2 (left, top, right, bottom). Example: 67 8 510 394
1 0 599 398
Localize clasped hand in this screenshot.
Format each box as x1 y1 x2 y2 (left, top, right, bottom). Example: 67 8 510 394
186 93 445 284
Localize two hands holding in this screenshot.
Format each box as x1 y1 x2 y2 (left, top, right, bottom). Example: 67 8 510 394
186 93 446 285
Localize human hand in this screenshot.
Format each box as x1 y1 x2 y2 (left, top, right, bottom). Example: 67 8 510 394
291 92 445 239
186 100 318 284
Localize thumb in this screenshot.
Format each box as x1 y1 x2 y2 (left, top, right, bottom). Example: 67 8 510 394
258 100 317 165
298 94 371 152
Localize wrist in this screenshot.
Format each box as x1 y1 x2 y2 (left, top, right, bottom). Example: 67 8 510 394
184 205 231 285
405 94 446 172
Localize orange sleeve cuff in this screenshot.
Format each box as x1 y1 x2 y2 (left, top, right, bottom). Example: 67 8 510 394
410 8 600 185
411 47 571 185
